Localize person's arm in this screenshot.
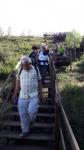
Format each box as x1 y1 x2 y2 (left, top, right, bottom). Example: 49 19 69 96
14 63 22 97
14 79 20 97
12 79 20 104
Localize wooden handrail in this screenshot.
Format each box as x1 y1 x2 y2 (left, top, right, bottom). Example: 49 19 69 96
0 60 20 96
49 53 80 150
0 86 12 115
0 72 12 95
60 102 80 150
60 127 66 150
0 61 20 115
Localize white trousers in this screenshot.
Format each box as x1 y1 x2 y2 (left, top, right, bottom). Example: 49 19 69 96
18 96 39 133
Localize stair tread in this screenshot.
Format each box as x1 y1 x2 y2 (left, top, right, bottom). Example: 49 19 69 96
0 145 49 150
6 112 54 117
11 104 55 109
3 121 54 128
7 100 54 111
42 83 51 88
0 131 53 141
38 105 54 109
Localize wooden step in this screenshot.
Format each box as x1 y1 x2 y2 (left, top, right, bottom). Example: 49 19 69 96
45 76 51 80
42 82 52 88
41 98 53 103
2 121 54 134
0 131 53 141
6 112 54 118
40 99 54 105
39 105 55 109
37 113 54 118
2 121 54 129
11 104 55 109
0 145 50 150
40 105 54 113
10 104 55 113
7 98 54 111
1 112 55 124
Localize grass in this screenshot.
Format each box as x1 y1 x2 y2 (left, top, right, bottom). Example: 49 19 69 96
0 36 45 78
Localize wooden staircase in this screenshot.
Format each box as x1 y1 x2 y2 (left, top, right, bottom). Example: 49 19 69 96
0 54 81 150
0 77 55 150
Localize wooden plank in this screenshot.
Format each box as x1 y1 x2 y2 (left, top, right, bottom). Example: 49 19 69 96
60 103 80 150
0 131 53 141
6 112 55 118
0 144 49 150
3 121 54 128
11 104 54 109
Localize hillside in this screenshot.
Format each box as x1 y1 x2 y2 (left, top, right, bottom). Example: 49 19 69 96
0 36 44 78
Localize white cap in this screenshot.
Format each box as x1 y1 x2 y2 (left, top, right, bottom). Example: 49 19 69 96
21 55 31 64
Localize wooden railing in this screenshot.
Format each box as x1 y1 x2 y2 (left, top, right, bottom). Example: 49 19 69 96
0 73 15 127
49 54 80 150
60 102 80 150
0 62 19 116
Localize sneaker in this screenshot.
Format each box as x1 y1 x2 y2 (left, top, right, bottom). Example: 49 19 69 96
20 132 29 138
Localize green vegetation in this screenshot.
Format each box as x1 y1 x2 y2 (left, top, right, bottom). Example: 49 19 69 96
65 30 82 69
58 56 84 149
0 36 44 78
65 30 82 48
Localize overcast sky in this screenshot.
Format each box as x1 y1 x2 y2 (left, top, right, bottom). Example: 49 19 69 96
0 0 84 36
